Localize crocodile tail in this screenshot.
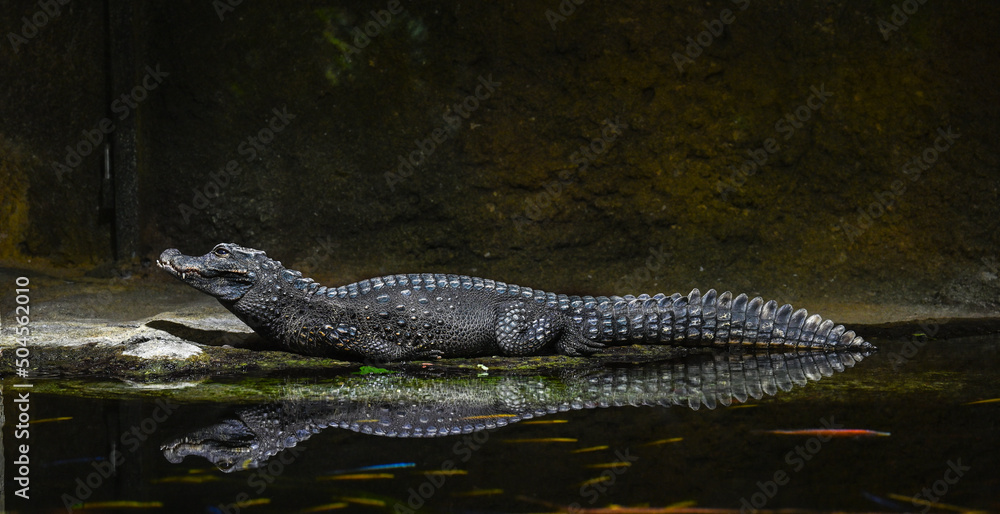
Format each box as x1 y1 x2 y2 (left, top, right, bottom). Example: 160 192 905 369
570 289 873 351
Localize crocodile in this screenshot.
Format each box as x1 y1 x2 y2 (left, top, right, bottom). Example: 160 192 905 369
162 349 872 472
157 243 874 361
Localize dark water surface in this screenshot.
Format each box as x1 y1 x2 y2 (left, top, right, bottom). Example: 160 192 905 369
3 335 998 513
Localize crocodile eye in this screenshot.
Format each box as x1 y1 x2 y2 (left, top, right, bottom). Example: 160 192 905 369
213 247 230 257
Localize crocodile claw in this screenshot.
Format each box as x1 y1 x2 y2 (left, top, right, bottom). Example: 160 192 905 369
413 348 445 360
557 331 605 357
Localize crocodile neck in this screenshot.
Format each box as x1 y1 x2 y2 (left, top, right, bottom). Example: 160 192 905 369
226 266 314 343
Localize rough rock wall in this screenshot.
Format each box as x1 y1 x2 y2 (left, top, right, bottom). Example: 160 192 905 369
3 0 998 306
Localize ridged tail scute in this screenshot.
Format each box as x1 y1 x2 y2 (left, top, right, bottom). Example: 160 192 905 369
574 289 872 351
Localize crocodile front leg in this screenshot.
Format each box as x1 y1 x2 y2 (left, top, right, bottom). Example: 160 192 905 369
286 323 424 361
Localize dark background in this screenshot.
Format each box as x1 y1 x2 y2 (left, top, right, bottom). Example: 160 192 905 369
2 0 998 308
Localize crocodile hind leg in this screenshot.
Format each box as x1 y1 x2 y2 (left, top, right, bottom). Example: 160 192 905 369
495 301 604 356
496 301 553 355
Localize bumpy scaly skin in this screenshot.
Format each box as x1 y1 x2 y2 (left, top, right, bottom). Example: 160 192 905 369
157 243 874 361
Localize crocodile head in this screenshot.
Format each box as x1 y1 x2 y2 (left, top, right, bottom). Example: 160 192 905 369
158 243 272 301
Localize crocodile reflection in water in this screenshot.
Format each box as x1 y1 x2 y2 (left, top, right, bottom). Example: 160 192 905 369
162 349 871 472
